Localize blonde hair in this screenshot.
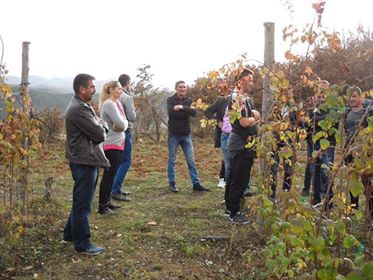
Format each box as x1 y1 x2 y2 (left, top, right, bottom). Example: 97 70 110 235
99 80 120 112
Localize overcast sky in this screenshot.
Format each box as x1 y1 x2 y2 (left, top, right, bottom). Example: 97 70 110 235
1 0 372 89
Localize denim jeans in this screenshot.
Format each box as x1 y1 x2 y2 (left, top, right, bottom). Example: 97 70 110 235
64 163 99 251
167 133 200 185
112 130 132 194
220 132 230 180
303 140 314 191
313 142 335 201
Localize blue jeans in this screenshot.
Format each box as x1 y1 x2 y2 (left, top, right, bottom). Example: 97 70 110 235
220 132 230 180
167 133 200 185
313 142 335 201
64 163 98 251
112 130 132 194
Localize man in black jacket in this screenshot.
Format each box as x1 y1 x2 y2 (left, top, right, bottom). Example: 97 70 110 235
63 74 109 255
166 80 209 192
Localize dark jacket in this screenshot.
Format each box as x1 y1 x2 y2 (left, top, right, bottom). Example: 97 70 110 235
204 96 229 148
167 94 197 135
65 96 110 167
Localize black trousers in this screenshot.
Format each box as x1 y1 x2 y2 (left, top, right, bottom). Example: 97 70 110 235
225 149 254 215
99 149 122 206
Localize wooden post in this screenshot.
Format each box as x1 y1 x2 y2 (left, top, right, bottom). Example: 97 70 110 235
258 23 275 235
19 41 31 213
262 22 275 122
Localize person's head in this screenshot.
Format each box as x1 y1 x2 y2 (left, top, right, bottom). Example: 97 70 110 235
217 79 230 96
98 80 122 112
348 86 363 108
73 73 96 102
234 67 254 94
175 80 186 98
118 74 131 91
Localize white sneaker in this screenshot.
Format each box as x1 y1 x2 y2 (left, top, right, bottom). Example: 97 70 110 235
217 178 226 188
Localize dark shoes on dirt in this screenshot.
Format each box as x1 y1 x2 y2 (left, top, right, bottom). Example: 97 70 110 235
76 244 104 255
193 183 210 192
111 193 131 202
228 212 250 224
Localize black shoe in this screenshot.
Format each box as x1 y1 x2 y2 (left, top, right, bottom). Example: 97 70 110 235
311 197 321 207
76 244 104 255
111 193 131 202
107 202 121 210
301 188 310 196
121 191 131 196
244 188 254 197
193 184 210 192
98 206 117 215
228 212 250 224
169 184 179 193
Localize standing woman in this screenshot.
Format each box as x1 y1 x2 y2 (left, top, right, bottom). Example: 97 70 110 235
98 80 128 214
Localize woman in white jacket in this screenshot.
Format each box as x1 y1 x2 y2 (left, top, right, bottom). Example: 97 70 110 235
98 80 128 214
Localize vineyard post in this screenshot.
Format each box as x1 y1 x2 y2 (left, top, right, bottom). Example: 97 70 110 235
262 22 275 122
19 41 30 212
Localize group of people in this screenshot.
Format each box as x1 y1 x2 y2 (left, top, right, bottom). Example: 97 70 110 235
62 70 372 255
205 70 373 224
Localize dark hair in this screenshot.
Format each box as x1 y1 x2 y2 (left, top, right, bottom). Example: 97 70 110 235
234 67 254 84
118 74 131 87
175 80 186 89
348 86 362 95
73 73 95 94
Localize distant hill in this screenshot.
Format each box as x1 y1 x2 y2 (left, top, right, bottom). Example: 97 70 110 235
1 75 104 118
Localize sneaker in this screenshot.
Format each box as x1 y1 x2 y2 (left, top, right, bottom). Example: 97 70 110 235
107 202 121 210
228 212 250 224
111 193 131 202
193 184 210 192
224 209 231 216
61 237 73 243
121 191 131 196
311 197 322 207
169 184 179 193
76 244 104 255
217 178 226 188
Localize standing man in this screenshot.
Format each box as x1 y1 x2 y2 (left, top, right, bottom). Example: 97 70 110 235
225 68 260 224
167 81 209 193
111 74 136 202
63 73 109 255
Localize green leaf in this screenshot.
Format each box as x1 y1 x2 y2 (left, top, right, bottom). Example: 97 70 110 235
336 221 346 234
317 267 337 280
310 236 324 252
326 94 338 107
320 139 330 150
349 172 364 197
312 131 328 143
346 271 364 280
363 261 373 276
343 235 356 249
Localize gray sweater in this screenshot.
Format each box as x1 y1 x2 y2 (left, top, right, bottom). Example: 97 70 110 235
118 91 136 130
100 99 128 150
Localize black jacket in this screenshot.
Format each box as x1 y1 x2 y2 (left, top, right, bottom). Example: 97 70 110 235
204 96 229 147
167 94 197 135
65 96 110 167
